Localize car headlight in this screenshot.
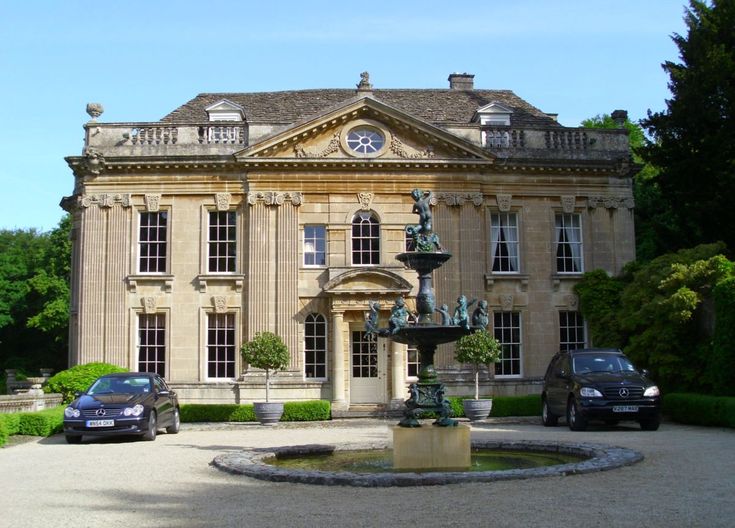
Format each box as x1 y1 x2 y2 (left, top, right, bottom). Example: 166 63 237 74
64 407 80 418
644 386 660 397
580 387 603 398
123 404 145 417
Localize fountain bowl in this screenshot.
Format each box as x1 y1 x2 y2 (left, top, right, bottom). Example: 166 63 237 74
212 439 643 487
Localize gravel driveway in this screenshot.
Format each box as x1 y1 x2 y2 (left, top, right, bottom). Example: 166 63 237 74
1 419 733 528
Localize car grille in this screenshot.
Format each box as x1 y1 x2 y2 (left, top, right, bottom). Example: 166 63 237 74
602 387 645 400
82 408 124 418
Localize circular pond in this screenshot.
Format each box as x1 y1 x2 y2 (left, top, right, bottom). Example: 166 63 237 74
212 440 643 487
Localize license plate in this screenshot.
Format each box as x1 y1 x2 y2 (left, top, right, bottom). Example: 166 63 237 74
86 419 114 427
612 406 639 413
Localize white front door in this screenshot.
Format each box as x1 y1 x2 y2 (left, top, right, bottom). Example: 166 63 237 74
350 330 386 404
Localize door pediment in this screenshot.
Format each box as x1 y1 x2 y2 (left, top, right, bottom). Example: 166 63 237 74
235 96 494 164
323 268 412 296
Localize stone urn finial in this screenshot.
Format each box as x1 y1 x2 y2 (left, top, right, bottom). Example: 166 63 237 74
357 71 373 92
86 102 104 122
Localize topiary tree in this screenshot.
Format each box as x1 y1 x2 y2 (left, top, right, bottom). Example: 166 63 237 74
45 362 128 403
240 332 290 402
455 329 502 400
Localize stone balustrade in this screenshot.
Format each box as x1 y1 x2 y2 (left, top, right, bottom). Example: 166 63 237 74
81 122 630 161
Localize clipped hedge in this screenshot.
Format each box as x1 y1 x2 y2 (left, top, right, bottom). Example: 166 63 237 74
46 363 128 403
663 393 735 428
0 407 64 447
180 400 331 423
422 395 542 419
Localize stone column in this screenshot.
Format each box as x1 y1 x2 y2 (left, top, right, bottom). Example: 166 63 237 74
331 310 347 409
391 341 406 406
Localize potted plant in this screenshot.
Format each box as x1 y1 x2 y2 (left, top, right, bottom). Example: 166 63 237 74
240 331 290 425
455 329 502 421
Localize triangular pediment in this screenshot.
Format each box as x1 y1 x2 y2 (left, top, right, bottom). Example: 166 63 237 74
235 96 494 163
323 268 413 296
205 99 245 121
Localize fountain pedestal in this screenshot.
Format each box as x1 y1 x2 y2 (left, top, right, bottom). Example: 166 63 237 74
392 425 471 470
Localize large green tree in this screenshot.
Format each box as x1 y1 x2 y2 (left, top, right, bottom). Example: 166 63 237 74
0 215 71 374
640 0 735 254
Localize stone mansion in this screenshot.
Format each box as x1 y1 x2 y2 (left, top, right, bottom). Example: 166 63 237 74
63 73 636 410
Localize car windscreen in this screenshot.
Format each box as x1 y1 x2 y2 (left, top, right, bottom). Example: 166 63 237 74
88 377 152 395
573 354 636 374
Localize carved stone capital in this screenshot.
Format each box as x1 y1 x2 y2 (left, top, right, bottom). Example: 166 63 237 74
435 192 484 207
357 192 374 210
561 195 576 213
247 191 303 206
496 194 512 212
79 193 131 209
144 194 161 212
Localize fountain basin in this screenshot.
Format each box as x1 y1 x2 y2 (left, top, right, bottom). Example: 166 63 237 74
212 440 643 487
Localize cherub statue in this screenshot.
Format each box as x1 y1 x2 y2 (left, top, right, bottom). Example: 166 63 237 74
388 297 409 335
435 303 452 326
365 301 380 336
471 299 489 329
452 295 477 330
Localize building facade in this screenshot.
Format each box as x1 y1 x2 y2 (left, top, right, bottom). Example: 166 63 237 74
63 73 636 410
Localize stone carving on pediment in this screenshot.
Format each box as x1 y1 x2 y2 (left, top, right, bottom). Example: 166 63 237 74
587 196 635 210
143 296 156 314
144 194 161 212
357 192 374 210
435 192 484 207
561 195 576 213
499 294 514 312
247 191 303 207
79 193 131 209
496 194 512 212
389 135 436 159
79 147 105 175
212 296 227 313
293 132 341 158
565 294 579 310
215 193 231 211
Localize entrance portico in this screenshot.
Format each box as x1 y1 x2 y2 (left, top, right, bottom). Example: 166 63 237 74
323 269 413 411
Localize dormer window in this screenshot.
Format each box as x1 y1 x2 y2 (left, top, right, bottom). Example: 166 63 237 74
474 101 513 127
205 100 245 122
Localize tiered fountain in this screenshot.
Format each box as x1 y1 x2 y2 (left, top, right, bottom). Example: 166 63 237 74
365 189 479 470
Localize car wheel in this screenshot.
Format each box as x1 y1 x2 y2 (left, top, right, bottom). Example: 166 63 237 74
166 408 181 434
541 397 558 427
567 397 588 431
639 414 661 431
143 411 157 441
65 435 82 444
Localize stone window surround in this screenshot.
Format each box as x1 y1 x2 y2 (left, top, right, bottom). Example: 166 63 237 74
304 313 328 380
202 308 241 382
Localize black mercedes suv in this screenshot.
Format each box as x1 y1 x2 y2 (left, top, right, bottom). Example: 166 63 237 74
541 348 661 431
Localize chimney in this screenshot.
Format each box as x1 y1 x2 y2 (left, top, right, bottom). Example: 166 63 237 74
448 73 474 90
611 109 628 128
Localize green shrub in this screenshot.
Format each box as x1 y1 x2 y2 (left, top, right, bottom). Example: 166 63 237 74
664 393 735 428
180 400 331 423
490 395 542 417
17 407 64 436
282 400 331 421
0 416 9 447
46 363 128 403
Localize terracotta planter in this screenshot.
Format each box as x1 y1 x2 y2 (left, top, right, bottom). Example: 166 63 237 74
253 402 284 426
463 398 493 422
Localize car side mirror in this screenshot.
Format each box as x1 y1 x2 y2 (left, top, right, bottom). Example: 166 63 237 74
641 369 649 377
556 370 568 379
158 390 170 396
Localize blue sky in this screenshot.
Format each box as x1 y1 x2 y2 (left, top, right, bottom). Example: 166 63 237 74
0 0 688 232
